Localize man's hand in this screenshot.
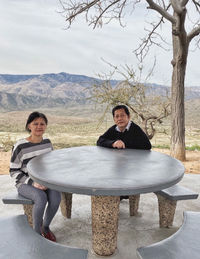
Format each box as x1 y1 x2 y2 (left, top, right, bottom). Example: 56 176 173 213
33 182 47 190
112 140 125 149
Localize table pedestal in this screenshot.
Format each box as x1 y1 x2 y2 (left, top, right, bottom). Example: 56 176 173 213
60 192 72 219
129 194 140 216
91 196 120 256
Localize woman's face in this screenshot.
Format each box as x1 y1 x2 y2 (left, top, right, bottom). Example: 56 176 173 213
28 117 47 137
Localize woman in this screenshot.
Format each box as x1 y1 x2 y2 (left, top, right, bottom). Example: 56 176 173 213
10 111 61 242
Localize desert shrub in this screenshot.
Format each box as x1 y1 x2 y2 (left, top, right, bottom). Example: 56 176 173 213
0 135 15 152
186 144 200 151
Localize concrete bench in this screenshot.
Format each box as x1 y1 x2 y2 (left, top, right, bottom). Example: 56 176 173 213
129 185 198 227
137 211 200 259
2 191 73 225
154 185 198 227
0 214 88 259
2 191 34 226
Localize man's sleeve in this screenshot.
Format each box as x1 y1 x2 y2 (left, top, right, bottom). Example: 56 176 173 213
96 128 116 148
133 125 152 150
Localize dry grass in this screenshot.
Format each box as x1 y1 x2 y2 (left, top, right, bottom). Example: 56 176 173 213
1 105 200 150
0 105 199 175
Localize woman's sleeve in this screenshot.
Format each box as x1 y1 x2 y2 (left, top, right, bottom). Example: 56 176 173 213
9 143 30 185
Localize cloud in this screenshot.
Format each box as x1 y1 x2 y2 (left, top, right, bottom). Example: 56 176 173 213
0 0 199 86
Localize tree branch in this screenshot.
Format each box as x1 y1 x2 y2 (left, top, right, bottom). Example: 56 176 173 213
192 0 200 10
171 0 183 14
188 25 200 42
60 0 100 27
146 0 175 24
181 0 189 7
60 0 131 28
93 0 124 28
134 15 170 62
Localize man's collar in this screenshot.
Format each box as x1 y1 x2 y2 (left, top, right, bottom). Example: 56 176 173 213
115 121 132 132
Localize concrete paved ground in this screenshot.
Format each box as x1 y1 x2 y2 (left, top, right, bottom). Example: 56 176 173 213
0 174 199 259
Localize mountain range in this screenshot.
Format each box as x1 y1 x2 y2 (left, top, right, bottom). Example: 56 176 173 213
0 72 199 110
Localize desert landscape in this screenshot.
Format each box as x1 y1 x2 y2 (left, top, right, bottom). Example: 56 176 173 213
0 107 199 176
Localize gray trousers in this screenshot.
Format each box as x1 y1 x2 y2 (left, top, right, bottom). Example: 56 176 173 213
18 184 61 234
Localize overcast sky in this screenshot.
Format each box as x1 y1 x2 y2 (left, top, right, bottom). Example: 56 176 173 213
0 0 199 86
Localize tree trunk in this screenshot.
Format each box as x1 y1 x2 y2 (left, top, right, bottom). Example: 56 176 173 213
170 12 188 161
170 61 186 161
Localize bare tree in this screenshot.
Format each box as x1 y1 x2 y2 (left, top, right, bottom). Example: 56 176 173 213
60 0 200 161
90 64 171 140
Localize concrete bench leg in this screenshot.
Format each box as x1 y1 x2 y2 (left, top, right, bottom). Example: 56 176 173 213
129 194 140 216
60 192 72 219
156 194 177 228
23 204 33 227
91 196 120 256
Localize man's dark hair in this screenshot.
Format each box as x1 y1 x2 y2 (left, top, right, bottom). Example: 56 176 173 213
25 111 48 132
112 105 130 117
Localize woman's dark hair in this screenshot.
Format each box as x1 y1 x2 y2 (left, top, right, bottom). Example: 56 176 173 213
25 111 48 132
112 105 130 117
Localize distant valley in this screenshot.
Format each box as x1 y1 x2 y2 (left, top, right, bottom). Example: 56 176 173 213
0 72 199 110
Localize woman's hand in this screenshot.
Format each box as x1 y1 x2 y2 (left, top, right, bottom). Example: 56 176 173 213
33 182 47 190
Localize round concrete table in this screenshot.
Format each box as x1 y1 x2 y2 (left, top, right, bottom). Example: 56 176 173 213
27 146 184 256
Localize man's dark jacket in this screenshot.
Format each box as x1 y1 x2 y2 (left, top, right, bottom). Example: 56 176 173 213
97 121 151 150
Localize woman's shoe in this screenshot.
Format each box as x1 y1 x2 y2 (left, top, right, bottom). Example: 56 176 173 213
41 229 56 242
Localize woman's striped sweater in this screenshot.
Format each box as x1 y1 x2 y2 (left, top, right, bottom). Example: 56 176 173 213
10 138 53 188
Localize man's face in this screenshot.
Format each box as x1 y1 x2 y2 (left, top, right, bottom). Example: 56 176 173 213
113 108 130 132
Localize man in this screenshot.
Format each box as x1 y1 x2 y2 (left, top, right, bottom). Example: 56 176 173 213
97 105 151 150
97 105 151 201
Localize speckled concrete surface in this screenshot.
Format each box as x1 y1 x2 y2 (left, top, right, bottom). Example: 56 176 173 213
0 174 199 259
